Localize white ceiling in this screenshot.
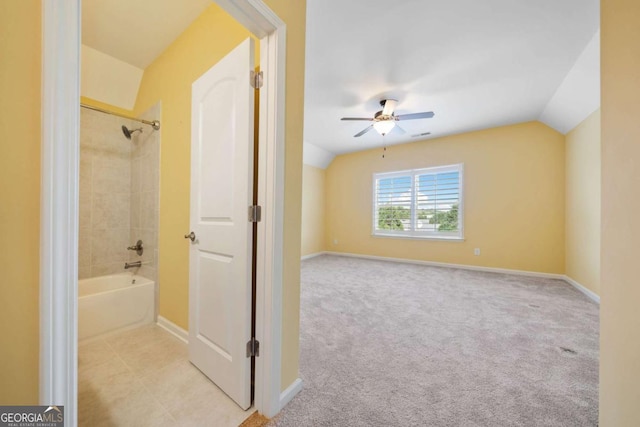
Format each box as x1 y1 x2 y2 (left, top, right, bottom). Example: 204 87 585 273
539 30 600 134
82 0 600 161
82 0 211 69
304 0 600 156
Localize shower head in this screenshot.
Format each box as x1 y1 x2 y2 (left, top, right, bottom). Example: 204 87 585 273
121 125 143 140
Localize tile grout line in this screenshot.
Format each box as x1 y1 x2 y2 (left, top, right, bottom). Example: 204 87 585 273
102 329 180 424
135 370 180 424
84 325 247 426
78 337 114 374
129 330 194 424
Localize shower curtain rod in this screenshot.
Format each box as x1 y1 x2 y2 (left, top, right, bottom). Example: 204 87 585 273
80 103 161 130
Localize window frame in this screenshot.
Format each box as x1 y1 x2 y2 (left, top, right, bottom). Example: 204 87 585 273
371 163 465 240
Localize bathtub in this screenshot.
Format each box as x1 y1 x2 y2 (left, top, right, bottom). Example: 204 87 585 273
78 273 155 340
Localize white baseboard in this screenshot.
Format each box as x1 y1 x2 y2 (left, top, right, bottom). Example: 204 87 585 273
324 252 601 303
563 275 600 304
157 315 189 344
280 378 303 409
324 251 564 280
301 251 327 261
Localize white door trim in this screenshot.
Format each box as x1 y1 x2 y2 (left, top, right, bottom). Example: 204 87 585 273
256 24 287 418
40 0 287 423
40 0 80 418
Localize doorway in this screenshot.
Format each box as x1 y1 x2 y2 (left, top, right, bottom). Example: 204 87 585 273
40 1 287 424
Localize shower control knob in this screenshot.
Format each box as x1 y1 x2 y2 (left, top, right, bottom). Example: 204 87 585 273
184 231 196 242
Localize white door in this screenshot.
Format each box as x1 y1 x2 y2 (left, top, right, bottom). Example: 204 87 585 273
188 38 255 410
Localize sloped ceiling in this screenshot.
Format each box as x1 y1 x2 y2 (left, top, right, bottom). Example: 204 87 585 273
303 0 600 160
82 0 211 69
539 31 600 134
82 0 600 167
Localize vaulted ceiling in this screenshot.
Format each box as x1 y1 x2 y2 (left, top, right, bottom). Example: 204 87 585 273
82 0 211 69
303 0 600 159
83 0 600 164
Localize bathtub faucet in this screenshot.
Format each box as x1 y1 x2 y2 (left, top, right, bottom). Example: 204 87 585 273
127 240 144 256
124 261 142 269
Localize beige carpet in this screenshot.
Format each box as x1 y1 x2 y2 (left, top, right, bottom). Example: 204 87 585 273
268 255 599 426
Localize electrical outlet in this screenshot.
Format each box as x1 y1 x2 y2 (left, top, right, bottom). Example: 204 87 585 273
333 239 338 245
474 248 480 256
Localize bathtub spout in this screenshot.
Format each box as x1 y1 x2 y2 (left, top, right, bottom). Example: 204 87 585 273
124 261 142 269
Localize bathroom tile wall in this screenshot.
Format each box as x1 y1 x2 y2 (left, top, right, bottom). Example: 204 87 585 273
79 109 133 279
129 103 160 282
79 104 160 281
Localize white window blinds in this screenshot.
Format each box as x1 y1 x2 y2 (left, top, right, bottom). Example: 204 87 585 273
373 164 463 239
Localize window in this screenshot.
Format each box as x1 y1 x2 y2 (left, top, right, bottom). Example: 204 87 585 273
373 164 463 240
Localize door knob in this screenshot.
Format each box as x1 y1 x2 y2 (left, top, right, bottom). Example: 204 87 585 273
184 231 196 242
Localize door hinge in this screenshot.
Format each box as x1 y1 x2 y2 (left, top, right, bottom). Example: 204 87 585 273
250 70 263 89
246 338 260 357
249 205 262 223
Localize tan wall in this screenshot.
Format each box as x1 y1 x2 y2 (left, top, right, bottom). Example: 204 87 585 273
134 1 306 391
326 122 566 274
0 0 41 404
301 165 326 256
601 0 640 424
565 109 601 295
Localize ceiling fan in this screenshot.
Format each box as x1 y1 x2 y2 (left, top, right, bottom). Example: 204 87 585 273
341 99 434 137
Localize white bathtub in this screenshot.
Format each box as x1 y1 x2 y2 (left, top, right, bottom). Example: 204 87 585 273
78 273 155 340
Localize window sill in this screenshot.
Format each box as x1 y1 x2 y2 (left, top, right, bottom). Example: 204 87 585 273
371 233 465 242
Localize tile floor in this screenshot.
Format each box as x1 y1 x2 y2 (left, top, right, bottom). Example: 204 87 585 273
78 324 252 426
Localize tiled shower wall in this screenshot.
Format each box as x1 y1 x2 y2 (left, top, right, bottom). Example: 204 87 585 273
79 104 160 280
130 103 160 281
79 109 133 279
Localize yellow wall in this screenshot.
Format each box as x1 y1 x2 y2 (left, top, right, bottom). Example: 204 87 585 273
0 0 41 404
565 109 600 295
326 122 566 274
301 165 326 256
134 1 306 391
601 0 640 424
133 4 256 329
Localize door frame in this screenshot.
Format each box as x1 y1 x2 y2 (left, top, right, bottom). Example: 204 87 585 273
40 0 287 424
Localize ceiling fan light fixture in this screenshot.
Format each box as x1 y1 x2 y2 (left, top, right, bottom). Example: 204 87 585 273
341 99 434 138
373 120 395 135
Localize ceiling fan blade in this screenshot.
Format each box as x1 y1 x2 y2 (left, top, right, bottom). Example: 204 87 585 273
392 124 406 135
381 99 397 116
396 111 435 121
354 125 374 137
341 117 374 121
